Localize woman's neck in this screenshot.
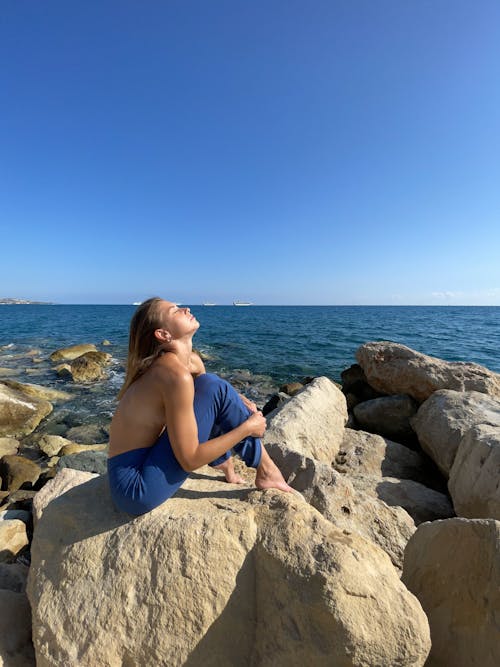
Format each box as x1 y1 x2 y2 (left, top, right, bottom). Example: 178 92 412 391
164 337 193 368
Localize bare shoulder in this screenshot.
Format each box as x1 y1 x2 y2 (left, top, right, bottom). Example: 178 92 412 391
151 353 194 391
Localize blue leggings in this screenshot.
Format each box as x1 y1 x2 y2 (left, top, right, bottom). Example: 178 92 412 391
107 373 262 515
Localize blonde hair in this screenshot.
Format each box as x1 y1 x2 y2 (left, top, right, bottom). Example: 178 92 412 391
118 297 167 399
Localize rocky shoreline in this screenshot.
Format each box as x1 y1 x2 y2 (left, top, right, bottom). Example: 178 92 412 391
1 340 500 665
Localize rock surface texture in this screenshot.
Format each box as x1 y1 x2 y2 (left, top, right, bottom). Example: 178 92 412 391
356 342 500 402
411 390 500 476
28 470 431 667
402 518 500 667
263 376 348 464
448 423 500 520
0 382 52 438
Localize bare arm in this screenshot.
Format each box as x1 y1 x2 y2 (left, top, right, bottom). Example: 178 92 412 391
162 370 265 472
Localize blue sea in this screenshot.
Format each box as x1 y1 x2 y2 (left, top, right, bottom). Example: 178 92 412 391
1 305 499 431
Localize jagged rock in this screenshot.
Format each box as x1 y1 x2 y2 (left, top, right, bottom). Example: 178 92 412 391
267 443 415 570
28 470 430 666
49 344 97 362
101 340 111 346
353 394 418 441
356 341 500 402
0 368 18 377
411 390 500 476
334 429 434 485
0 519 28 562
0 455 41 493
37 434 74 457
57 356 103 382
0 437 19 457
402 517 500 667
0 589 35 666
448 424 500 520
0 382 52 438
264 377 348 464
350 475 454 525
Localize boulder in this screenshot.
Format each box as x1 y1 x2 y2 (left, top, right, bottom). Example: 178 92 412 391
49 344 98 362
402 517 500 667
37 434 74 457
0 455 42 493
334 429 434 486
65 423 109 444
0 382 52 438
264 376 348 464
57 450 107 475
57 356 104 382
0 519 28 562
356 341 500 402
448 424 500 520
264 443 415 570
353 394 418 441
350 475 454 525
0 379 72 403
0 437 19 457
411 390 500 476
33 468 97 525
279 382 303 396
59 443 107 457
28 470 430 666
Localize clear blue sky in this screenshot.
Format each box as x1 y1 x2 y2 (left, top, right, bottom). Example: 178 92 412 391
1 1 499 305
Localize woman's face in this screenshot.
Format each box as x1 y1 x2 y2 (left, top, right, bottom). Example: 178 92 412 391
159 300 199 340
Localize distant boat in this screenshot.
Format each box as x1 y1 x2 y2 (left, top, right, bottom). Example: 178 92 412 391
132 301 141 305
233 300 253 306
203 302 216 306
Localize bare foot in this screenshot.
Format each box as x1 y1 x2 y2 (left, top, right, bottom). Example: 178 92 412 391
213 458 245 484
255 450 293 493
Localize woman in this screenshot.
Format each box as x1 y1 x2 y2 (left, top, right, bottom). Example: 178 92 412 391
108 297 292 515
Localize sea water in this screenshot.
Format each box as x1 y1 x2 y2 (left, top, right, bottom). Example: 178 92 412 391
1 305 499 428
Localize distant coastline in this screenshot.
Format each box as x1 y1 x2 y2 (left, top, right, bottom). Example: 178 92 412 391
0 298 53 305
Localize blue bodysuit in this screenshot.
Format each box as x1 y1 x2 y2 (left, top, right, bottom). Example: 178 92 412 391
107 373 262 516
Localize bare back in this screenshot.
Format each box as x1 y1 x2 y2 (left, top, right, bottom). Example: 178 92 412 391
108 351 204 458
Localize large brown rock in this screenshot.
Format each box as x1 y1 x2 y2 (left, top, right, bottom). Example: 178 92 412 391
0 383 52 438
448 424 500 519
411 390 500 476
57 355 105 382
0 379 72 403
0 455 42 493
402 517 500 667
356 341 500 402
264 376 348 464
28 469 430 666
49 343 97 361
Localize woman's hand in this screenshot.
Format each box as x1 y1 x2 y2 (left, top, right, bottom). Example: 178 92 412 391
245 411 267 437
